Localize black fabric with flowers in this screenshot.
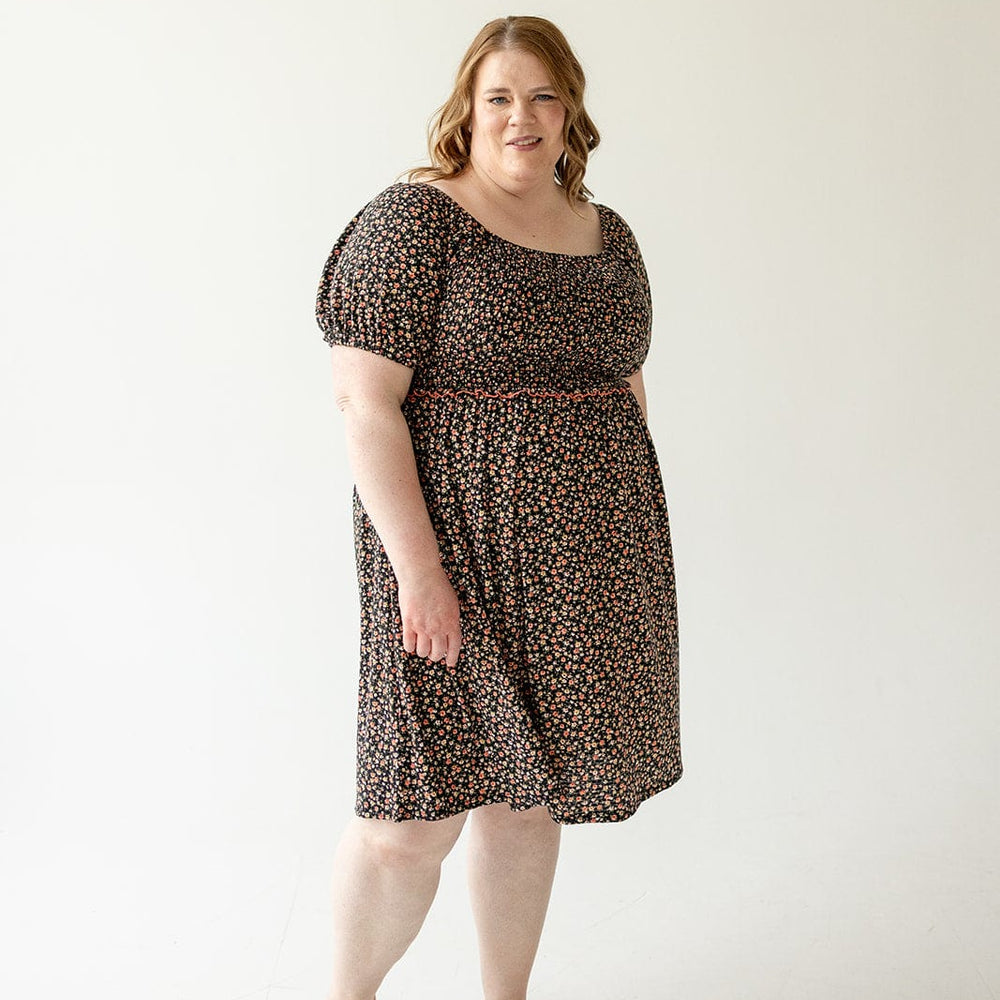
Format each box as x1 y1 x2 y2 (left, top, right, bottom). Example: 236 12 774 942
316 182 681 823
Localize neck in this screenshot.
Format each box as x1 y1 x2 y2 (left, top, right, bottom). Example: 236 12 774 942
466 160 565 214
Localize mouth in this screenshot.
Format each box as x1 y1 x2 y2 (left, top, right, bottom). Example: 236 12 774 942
507 136 542 148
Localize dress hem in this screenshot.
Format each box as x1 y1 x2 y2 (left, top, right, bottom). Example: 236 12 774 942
353 766 684 826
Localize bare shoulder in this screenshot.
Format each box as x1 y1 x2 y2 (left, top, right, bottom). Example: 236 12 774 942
424 177 456 195
423 175 475 206
576 199 600 226
419 175 493 224
566 197 602 253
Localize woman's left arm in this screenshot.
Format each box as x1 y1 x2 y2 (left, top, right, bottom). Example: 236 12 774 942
625 368 648 422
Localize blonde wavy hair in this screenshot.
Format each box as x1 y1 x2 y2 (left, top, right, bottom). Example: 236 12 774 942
402 16 600 206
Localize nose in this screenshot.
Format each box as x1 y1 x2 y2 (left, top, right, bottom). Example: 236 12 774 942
507 98 536 124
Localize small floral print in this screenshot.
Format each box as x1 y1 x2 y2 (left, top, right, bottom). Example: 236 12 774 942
315 182 681 824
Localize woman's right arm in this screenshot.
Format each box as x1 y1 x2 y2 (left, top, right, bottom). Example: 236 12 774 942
329 344 462 668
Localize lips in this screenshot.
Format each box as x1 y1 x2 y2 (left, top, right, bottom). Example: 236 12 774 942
508 136 541 146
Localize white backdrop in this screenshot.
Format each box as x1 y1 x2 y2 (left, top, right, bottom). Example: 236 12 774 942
1 1 998 998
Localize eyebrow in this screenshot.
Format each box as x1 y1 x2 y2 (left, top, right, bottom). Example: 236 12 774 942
482 85 555 95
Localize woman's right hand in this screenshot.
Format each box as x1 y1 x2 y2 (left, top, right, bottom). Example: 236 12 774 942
397 564 463 667
330 344 463 666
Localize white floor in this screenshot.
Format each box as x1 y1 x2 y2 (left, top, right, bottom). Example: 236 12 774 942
2 777 997 1000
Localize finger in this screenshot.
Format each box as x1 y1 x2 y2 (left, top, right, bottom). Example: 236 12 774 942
445 629 461 668
428 634 448 664
415 632 432 659
401 624 417 654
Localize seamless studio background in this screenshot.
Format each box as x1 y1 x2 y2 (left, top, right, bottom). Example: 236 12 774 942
1 1 997 998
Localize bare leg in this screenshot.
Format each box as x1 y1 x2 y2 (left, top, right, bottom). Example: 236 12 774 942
326 811 468 1000
466 803 562 1000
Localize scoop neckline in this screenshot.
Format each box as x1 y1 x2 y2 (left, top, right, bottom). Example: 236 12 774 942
400 181 609 259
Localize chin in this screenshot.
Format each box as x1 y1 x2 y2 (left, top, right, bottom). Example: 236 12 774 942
482 155 556 187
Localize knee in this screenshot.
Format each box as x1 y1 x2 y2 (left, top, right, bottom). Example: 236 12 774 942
358 814 466 872
472 803 561 843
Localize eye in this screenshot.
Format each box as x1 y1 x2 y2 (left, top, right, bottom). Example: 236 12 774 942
487 96 509 105
534 94 556 101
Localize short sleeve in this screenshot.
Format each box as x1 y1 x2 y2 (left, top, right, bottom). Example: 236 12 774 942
314 183 447 370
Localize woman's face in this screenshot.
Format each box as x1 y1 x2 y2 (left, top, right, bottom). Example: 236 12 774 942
467 48 567 192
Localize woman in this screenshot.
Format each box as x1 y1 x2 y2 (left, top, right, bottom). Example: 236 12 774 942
314 15 682 1000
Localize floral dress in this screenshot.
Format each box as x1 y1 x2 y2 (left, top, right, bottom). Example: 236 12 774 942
315 181 682 824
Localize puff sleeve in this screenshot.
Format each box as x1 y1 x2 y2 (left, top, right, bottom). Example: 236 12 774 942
614 211 654 377
315 184 447 370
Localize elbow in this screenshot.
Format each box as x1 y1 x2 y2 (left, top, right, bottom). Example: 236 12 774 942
329 373 368 414
332 388 355 414
328 344 413 416
332 386 402 423
329 346 412 417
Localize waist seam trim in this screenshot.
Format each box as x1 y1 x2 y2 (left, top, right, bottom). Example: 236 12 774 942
406 386 632 402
